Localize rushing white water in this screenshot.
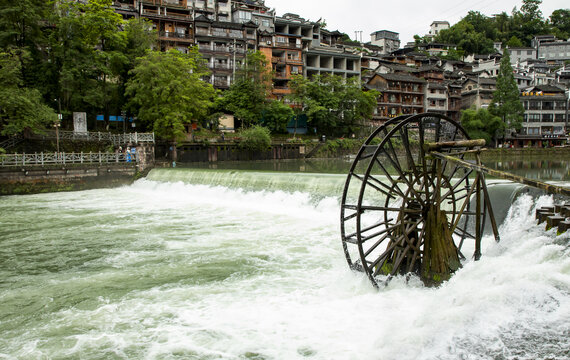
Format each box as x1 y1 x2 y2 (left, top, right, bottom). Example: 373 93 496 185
0 169 569 359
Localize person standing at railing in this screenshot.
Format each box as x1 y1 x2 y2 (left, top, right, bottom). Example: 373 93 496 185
126 146 131 162
130 147 136 162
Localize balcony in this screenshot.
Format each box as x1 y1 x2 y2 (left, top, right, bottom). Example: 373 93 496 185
159 32 193 42
214 79 229 88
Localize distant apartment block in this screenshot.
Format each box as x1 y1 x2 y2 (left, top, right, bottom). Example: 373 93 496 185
370 30 400 55
366 73 426 120
533 35 570 62
508 47 536 64
461 77 496 109
428 21 449 37
513 85 568 147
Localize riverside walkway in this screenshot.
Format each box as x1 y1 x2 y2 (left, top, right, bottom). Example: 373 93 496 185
0 151 137 167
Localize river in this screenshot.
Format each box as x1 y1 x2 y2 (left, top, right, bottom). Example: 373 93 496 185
0 159 569 359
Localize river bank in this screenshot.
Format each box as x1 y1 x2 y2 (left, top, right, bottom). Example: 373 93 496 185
2 145 569 196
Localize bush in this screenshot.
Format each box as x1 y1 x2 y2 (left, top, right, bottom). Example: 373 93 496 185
238 125 271 152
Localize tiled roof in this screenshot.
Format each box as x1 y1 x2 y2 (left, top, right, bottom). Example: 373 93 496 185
374 72 427 83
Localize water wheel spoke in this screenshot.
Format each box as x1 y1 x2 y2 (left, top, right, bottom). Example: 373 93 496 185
377 148 427 207
352 173 396 200
340 113 491 287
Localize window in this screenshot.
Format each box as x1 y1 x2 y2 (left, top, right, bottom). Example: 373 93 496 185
542 114 553 122
291 66 300 74
276 36 286 43
287 52 299 60
527 50 533 55
262 20 270 27
528 114 541 122
236 11 251 22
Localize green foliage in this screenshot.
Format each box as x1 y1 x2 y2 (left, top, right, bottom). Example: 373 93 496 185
0 50 57 135
505 36 523 48
125 48 215 141
490 50 524 136
238 125 271 151
436 17 495 55
0 0 49 49
433 1 569 52
219 51 271 128
288 74 379 137
549 9 570 39
262 100 294 134
460 107 503 145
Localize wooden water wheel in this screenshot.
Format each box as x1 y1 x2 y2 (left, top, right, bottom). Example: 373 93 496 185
340 113 500 287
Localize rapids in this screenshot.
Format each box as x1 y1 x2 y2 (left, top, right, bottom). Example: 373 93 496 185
0 168 568 359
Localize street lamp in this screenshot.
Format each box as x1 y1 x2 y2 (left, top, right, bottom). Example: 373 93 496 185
54 116 61 155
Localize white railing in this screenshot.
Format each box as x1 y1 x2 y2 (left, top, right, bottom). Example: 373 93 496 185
0 152 137 167
32 131 155 145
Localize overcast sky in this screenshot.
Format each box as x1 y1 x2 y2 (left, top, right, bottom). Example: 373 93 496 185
264 0 568 44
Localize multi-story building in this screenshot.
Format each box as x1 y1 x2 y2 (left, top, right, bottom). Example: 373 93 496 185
447 81 462 121
461 77 496 109
533 35 570 62
304 46 361 80
369 30 400 55
426 21 449 40
194 15 257 89
130 0 195 52
512 85 568 147
259 14 313 99
508 47 536 65
304 26 361 81
425 82 447 115
366 72 426 121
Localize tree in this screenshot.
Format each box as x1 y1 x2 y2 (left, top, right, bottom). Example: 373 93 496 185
238 125 271 152
219 50 272 128
262 100 294 134
125 48 215 142
435 20 495 55
489 50 524 139
0 50 57 136
505 36 523 48
288 74 379 137
549 9 570 39
48 0 130 127
511 0 548 45
460 107 503 145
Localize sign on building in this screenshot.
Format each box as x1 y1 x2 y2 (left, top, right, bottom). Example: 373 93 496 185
73 112 87 133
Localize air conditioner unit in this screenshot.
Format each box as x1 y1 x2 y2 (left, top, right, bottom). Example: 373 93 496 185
266 41 272 45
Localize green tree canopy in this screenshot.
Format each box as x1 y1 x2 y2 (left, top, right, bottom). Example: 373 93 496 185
125 48 215 141
549 9 570 39
219 50 272 128
0 50 57 136
288 74 379 137
238 125 271 152
489 49 524 137
261 100 294 134
460 107 503 145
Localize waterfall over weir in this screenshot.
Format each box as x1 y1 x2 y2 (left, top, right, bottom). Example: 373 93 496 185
0 168 568 359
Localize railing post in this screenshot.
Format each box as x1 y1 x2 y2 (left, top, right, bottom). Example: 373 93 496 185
81 151 84 164
22 152 25 166
135 132 138 144
41 152 44 165
99 151 102 164
63 152 66 165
